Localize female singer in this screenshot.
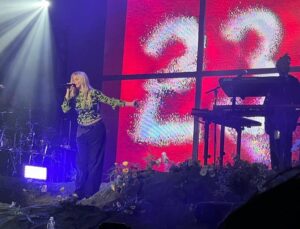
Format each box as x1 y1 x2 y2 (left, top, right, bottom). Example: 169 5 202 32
61 71 137 199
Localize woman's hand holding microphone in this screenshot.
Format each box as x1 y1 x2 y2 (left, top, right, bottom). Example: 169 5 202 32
64 83 76 100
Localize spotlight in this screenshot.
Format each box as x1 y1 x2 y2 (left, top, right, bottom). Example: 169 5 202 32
24 165 47 180
39 0 51 9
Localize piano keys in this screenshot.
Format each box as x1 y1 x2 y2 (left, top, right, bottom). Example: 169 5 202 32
212 104 300 117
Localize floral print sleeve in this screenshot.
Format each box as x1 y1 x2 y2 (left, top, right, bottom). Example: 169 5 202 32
61 89 126 126
94 90 126 109
61 98 72 113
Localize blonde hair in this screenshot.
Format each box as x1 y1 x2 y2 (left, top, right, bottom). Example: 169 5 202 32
70 71 93 108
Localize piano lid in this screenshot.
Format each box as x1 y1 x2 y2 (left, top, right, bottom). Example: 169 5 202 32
219 76 283 98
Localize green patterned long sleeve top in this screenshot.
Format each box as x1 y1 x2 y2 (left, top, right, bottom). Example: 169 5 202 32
61 89 126 126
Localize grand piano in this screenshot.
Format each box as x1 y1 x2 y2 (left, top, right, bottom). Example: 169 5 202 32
192 76 300 166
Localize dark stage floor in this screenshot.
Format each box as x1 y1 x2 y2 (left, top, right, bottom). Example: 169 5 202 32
1 161 300 229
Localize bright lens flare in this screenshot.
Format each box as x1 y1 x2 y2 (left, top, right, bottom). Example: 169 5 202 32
39 0 50 9
0 0 55 122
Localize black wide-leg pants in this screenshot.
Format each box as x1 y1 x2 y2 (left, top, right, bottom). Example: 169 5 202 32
75 121 106 199
269 129 293 171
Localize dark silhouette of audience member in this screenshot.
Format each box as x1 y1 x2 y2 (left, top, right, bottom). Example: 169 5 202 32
218 167 300 228
264 54 300 171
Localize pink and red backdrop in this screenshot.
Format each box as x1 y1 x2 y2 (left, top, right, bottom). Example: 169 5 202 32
104 0 300 168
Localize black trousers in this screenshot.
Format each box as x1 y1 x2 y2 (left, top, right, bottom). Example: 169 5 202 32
75 121 106 199
268 129 293 171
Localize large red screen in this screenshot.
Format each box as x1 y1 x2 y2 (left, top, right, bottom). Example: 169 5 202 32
105 0 300 168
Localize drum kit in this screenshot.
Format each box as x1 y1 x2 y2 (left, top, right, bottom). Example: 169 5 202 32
0 108 66 178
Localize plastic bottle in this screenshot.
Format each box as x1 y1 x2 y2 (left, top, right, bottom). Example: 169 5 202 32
47 216 55 229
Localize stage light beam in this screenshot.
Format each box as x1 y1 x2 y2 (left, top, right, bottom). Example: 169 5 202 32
39 0 51 9
0 0 56 123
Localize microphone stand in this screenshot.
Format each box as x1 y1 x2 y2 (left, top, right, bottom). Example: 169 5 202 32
206 86 220 166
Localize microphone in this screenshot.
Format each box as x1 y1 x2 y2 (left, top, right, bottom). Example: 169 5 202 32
63 83 76 87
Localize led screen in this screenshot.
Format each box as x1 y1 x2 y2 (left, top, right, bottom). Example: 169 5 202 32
204 0 300 165
205 0 300 70
116 79 198 168
107 0 300 167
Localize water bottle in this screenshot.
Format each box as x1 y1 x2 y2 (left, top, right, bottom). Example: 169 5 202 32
47 216 55 229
